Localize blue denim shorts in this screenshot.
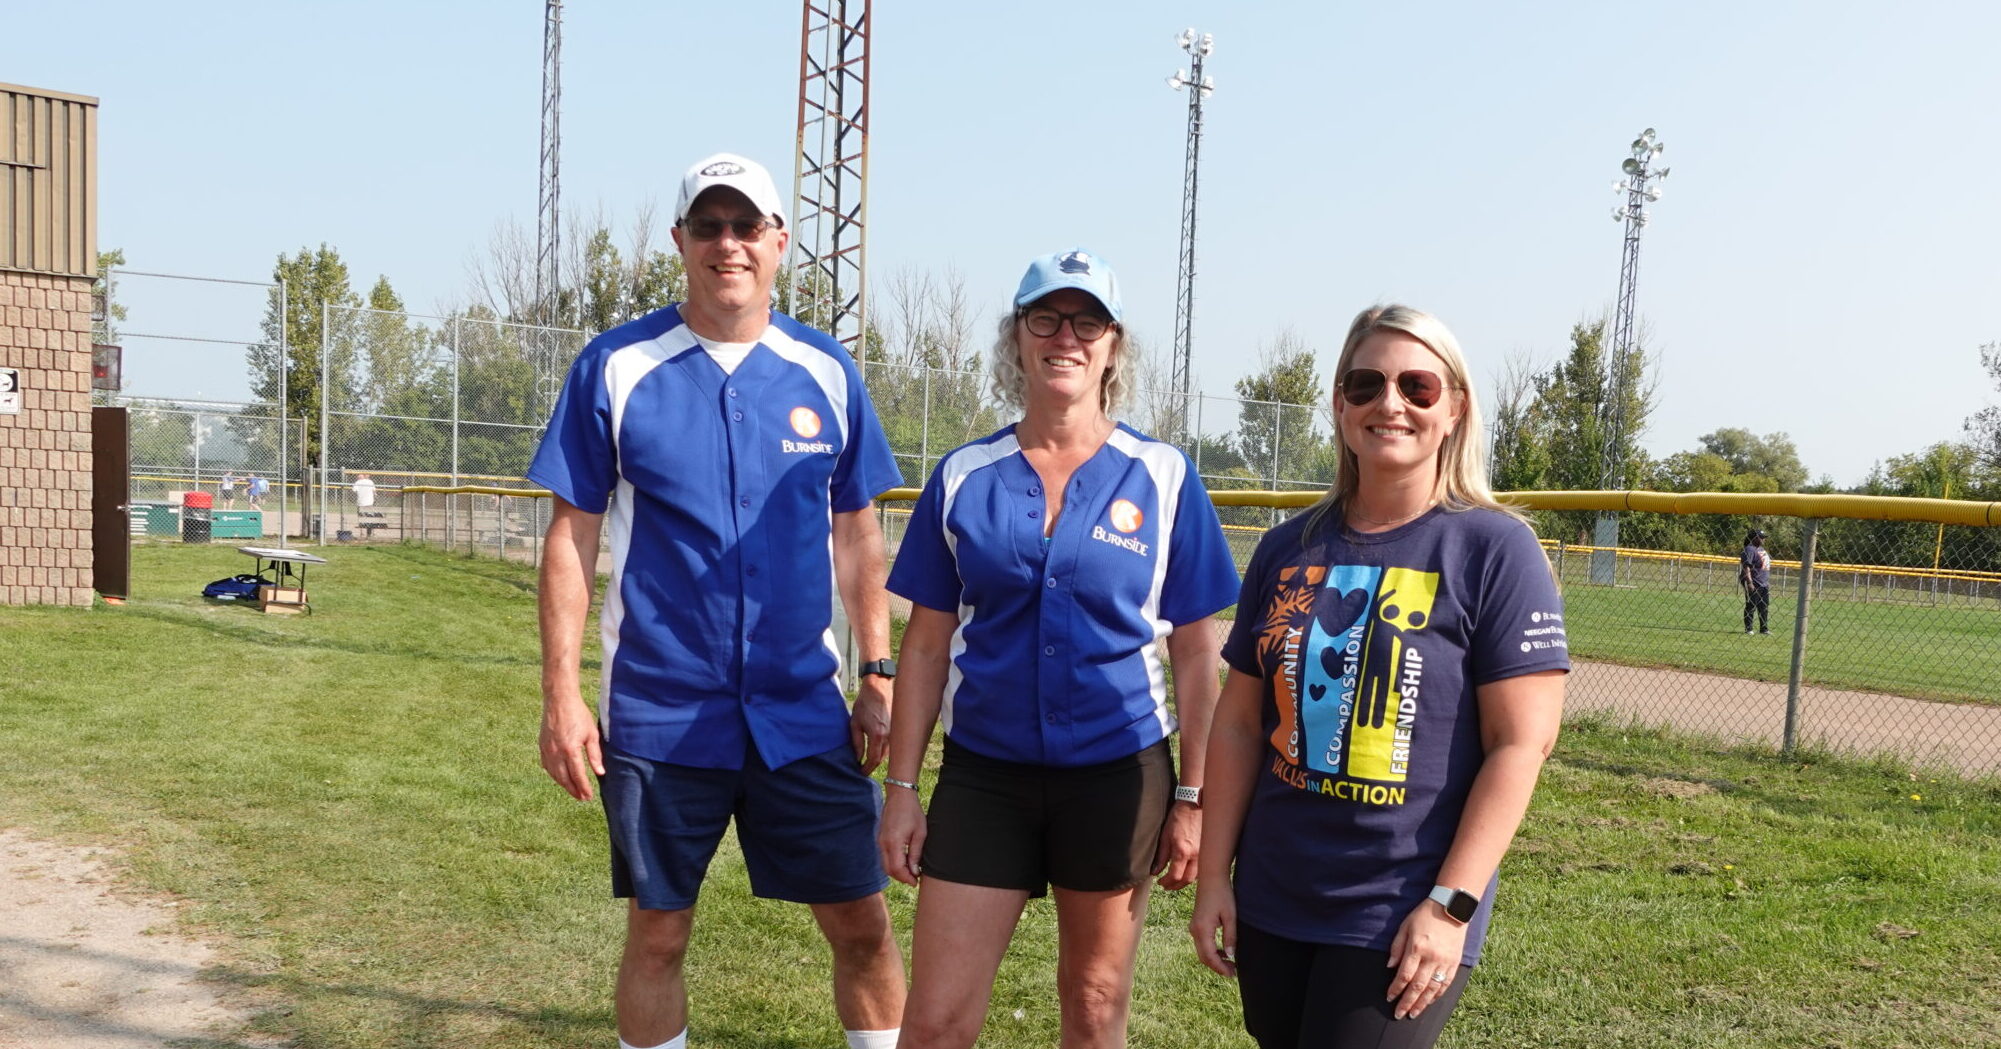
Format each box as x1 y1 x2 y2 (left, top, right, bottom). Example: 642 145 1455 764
599 741 887 911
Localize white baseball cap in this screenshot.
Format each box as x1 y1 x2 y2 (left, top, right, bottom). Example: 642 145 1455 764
675 153 786 227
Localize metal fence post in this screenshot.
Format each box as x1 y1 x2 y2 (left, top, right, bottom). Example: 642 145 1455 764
1782 518 1821 757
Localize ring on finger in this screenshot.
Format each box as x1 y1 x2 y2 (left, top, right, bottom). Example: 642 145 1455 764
1430 971 1449 984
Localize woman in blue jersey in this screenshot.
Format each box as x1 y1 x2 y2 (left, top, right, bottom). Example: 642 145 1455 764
879 250 1241 1049
1190 304 1568 1049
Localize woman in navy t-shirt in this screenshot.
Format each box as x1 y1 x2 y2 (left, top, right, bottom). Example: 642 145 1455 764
879 251 1240 1048
1190 305 1569 1049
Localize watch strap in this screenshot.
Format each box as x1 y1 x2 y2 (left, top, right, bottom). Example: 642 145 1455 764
859 658 897 679
1173 785 1202 807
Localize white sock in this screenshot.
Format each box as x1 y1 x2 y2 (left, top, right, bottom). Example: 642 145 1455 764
620 1029 686 1049
845 1029 899 1049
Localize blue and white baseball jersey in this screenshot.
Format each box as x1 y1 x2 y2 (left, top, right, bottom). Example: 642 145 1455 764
527 305 902 771
886 423 1240 767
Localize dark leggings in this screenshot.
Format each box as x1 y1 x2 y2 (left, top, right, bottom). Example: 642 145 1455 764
1744 583 1770 631
1235 922 1470 1049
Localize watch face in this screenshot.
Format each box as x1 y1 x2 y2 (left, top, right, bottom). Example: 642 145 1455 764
1445 890 1478 923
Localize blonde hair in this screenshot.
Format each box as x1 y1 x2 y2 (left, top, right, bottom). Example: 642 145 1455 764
986 309 1132 415
1303 304 1518 538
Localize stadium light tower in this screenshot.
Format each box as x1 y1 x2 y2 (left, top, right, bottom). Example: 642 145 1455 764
1591 127 1669 584
534 0 564 421
1167 29 1214 442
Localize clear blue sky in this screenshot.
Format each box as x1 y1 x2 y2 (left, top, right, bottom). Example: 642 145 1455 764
9 0 1998 487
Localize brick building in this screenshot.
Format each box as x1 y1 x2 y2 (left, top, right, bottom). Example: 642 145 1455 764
2 83 99 606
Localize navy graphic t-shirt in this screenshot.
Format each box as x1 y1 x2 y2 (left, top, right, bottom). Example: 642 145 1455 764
1220 505 1569 965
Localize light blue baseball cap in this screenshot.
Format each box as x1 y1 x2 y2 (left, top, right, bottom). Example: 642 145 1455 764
1013 250 1123 323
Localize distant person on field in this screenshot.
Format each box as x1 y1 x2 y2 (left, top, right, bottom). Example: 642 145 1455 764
1740 528 1771 635
245 474 269 509
352 474 376 511
528 152 905 1049
219 472 238 509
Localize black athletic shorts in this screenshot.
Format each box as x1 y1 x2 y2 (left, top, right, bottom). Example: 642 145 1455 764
919 737 1173 897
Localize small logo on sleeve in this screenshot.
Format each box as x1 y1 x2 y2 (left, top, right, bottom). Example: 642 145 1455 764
781 406 834 454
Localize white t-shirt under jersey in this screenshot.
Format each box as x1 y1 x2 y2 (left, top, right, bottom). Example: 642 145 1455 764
691 333 756 374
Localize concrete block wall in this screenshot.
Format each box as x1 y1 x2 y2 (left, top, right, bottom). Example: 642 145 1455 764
0 271 96 606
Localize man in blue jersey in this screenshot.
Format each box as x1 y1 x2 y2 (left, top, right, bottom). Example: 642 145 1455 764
530 153 905 1049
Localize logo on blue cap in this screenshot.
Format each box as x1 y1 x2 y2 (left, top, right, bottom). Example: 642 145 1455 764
1058 251 1094 274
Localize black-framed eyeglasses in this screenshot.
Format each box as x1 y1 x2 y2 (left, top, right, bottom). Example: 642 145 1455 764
1020 306 1115 342
1336 368 1460 409
678 215 777 242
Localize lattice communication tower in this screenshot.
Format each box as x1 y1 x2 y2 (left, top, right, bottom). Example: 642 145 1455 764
1599 127 1669 492
791 0 871 357
1168 30 1215 439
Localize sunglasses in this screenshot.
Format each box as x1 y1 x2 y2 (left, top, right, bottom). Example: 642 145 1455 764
678 215 777 242
1020 307 1115 342
1337 368 1458 409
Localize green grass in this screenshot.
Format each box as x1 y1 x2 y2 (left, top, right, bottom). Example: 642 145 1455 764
0 543 1995 1048
1558 578 2001 705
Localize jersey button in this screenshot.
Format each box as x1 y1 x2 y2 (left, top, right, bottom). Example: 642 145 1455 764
1045 577 1057 589
1028 486 1041 496
1046 714 1058 724
1027 510 1039 519
1043 645 1055 656
746 565 759 576
732 410 745 422
740 497 751 508
727 387 738 398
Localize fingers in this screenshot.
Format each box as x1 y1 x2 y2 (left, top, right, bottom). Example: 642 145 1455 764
1390 962 1455 1020
1188 910 1238 977
861 722 888 774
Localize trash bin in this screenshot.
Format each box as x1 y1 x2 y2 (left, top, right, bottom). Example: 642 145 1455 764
181 491 213 544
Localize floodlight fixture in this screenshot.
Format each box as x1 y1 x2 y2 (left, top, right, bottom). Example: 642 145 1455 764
1179 27 1195 48
1201 32 1214 55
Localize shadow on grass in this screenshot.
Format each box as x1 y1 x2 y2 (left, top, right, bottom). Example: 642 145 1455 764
206 964 615 1047
367 542 542 594
115 604 549 670
202 963 826 1049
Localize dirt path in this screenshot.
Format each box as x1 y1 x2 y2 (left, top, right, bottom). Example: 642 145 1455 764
0 829 261 1049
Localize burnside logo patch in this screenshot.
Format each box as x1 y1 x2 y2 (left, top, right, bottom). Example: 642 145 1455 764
782 406 834 454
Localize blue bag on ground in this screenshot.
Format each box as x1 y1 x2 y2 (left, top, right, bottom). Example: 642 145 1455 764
202 573 268 602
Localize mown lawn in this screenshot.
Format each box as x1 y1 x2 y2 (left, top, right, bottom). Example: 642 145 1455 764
0 541 1994 1048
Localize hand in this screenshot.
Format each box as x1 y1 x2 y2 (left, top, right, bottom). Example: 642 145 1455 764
1188 880 1238 977
1152 802 1201 890
876 787 926 886
1385 901 1469 1020
849 674 892 773
539 694 604 802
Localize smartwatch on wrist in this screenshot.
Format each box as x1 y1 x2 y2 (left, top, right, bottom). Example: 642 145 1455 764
1428 884 1480 925
1173 785 1203 807
859 658 897 680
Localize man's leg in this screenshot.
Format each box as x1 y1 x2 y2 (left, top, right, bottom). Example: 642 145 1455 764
809 892 907 1034
896 878 1030 1049
617 903 694 1048
1051 884 1151 1049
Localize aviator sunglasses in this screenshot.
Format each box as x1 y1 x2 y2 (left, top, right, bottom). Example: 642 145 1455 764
678 215 778 242
1336 368 1458 409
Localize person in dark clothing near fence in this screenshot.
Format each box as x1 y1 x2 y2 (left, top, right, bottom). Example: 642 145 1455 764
1740 529 1772 634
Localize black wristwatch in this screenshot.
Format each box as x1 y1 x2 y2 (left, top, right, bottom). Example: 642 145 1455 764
859 658 898 680
1428 884 1480 924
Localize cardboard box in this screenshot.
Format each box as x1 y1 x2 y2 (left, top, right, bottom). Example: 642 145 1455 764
258 585 307 612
